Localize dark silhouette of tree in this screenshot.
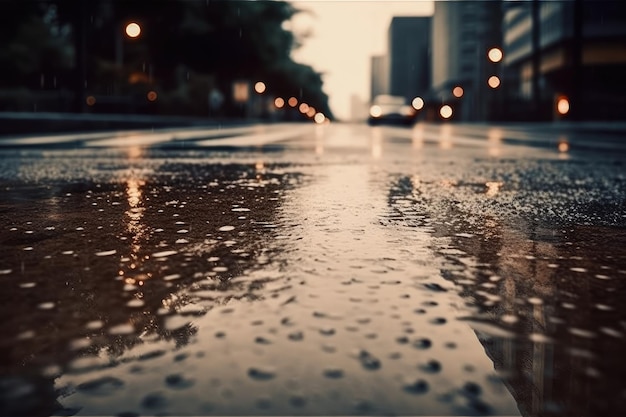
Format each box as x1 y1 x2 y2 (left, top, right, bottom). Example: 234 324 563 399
0 0 333 118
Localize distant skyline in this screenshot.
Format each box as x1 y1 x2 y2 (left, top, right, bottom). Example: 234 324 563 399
291 1 434 120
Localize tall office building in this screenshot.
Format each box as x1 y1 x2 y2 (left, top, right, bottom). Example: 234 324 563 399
431 1 502 120
370 55 389 102
503 0 626 120
388 16 431 103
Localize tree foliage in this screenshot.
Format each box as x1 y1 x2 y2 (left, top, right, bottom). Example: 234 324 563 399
0 0 332 119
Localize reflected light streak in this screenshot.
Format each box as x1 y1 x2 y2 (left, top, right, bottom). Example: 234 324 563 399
124 178 148 278
370 127 382 159
485 181 504 197
488 128 502 157
315 125 325 155
557 136 570 155
439 124 452 149
411 175 421 198
126 144 144 160
412 123 424 149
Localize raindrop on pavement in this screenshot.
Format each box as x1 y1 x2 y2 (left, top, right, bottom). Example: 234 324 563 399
76 376 124 396
248 366 276 380
403 378 429 394
357 350 381 370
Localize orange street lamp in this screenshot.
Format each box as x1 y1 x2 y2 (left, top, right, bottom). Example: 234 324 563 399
556 96 570 115
254 81 266 94
125 22 141 38
440 105 453 119
487 47 503 63
488 75 501 89
411 97 424 110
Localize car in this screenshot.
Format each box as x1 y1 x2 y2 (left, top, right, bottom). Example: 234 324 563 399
367 95 417 126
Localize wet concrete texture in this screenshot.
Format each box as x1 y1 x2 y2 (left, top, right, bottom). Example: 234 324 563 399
0 123 625 416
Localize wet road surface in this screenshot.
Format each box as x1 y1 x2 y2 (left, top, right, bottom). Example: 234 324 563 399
1 122 625 416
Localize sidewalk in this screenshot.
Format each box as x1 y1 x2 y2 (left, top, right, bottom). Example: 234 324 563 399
0 111 263 137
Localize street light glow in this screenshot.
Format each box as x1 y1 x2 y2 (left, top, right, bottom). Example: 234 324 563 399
411 97 424 110
488 75 501 89
440 105 453 119
254 82 266 94
488 47 503 63
557 97 570 115
125 22 141 38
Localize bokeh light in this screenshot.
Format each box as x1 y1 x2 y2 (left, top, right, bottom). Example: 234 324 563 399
254 82 266 94
452 86 464 98
274 97 285 108
147 91 158 102
125 22 141 38
557 97 570 115
306 107 316 118
488 75 501 89
439 104 453 119
411 97 424 110
299 103 309 113
288 97 298 107
86 96 96 106
370 105 382 117
558 141 570 152
487 47 503 63
314 112 326 124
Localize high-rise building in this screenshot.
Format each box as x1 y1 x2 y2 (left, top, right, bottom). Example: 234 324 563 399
503 0 626 120
370 55 389 102
388 16 431 104
431 1 502 120
350 94 368 122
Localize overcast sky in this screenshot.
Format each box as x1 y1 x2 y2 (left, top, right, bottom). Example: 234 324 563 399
290 1 434 120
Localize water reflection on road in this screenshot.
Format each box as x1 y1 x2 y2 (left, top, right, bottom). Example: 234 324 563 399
0 123 625 416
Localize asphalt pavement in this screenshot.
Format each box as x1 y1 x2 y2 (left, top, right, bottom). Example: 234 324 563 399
1 122 625 416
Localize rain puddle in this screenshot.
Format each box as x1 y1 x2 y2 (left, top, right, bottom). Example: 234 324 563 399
1 125 625 416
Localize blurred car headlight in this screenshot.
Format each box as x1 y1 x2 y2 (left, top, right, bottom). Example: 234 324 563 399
400 105 415 117
370 105 382 118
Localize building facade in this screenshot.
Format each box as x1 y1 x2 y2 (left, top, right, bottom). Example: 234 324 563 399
430 1 502 121
503 0 626 120
370 55 389 102
387 16 431 104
